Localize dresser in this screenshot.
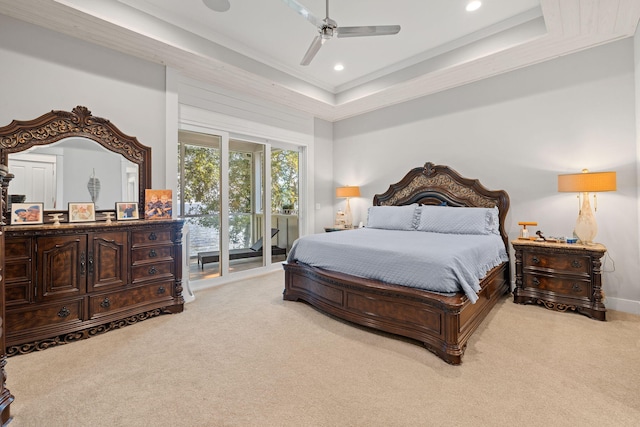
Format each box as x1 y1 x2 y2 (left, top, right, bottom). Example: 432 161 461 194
512 239 607 320
0 165 14 424
3 219 184 355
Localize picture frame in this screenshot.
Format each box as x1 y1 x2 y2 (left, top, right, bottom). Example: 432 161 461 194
116 202 139 220
68 202 96 223
144 189 172 220
10 202 44 225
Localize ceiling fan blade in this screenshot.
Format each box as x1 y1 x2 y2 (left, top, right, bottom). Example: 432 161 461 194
282 0 322 28
300 36 324 66
337 25 401 38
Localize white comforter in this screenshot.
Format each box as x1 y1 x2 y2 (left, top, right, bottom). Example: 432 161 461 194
286 228 509 303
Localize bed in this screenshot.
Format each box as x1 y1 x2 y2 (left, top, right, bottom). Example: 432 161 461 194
283 162 510 364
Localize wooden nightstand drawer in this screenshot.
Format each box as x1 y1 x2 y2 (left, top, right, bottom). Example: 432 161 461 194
523 252 590 275
523 273 591 298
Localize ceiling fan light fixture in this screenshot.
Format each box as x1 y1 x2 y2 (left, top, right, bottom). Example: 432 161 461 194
334 63 344 71
466 1 482 12
203 0 230 13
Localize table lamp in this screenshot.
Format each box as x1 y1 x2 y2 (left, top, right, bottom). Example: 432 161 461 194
336 185 360 228
558 169 616 245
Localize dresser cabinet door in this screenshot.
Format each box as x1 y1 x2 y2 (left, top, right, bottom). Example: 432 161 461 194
88 231 128 292
36 235 87 301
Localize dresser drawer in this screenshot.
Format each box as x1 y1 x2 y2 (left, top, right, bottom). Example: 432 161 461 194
523 251 590 275
131 261 174 284
131 245 174 264
5 237 32 260
89 281 174 319
131 229 173 247
523 273 591 298
5 299 83 332
4 259 32 284
5 282 32 305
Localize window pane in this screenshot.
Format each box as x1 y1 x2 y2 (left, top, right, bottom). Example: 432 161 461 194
178 131 221 279
270 148 299 264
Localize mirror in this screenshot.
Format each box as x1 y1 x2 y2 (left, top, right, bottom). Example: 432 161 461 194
8 137 139 210
0 106 151 219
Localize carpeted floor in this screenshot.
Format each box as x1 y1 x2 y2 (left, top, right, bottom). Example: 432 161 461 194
6 270 640 426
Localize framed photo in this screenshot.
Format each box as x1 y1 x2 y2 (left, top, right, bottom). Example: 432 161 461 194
11 203 43 225
68 202 96 223
116 202 139 220
145 189 172 220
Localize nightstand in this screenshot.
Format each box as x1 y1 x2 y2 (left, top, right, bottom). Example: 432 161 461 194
324 226 354 232
512 239 607 320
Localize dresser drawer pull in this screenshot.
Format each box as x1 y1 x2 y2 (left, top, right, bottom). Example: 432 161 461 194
149 249 158 258
571 260 582 268
88 252 94 274
571 283 583 293
532 277 540 287
148 232 157 241
100 297 111 308
148 266 158 275
57 306 71 318
532 256 540 264
157 286 166 295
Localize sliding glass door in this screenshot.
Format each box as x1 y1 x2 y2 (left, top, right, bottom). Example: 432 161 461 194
178 130 302 280
178 130 222 280
270 147 300 263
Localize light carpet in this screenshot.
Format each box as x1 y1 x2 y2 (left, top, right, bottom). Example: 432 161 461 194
6 270 640 426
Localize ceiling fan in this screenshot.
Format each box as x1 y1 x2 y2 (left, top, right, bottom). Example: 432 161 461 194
283 0 401 66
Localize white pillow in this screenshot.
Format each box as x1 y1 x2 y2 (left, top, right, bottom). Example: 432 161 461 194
416 205 500 235
367 204 419 230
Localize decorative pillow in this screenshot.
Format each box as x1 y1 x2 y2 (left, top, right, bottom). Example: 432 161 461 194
416 205 500 235
367 204 419 230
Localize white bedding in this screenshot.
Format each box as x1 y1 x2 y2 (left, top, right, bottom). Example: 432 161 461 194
286 228 509 303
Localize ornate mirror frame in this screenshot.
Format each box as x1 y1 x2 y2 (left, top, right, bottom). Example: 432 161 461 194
0 106 151 219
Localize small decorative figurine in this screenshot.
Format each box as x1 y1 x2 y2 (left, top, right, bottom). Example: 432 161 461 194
48 213 63 226
102 211 115 225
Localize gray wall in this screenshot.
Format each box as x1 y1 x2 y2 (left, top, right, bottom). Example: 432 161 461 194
334 39 639 313
0 15 167 188
313 118 334 233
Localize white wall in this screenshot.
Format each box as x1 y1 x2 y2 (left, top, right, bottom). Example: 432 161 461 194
0 15 168 188
334 39 639 313
313 118 334 233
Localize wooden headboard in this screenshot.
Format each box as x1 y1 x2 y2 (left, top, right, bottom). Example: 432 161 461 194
373 162 510 251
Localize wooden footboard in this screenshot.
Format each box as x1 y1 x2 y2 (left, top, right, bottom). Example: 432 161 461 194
283 261 509 365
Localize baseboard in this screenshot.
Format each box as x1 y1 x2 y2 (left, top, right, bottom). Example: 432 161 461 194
605 297 640 315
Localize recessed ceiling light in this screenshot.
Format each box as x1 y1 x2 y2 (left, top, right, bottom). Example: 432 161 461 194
203 0 230 13
334 63 344 71
466 1 482 12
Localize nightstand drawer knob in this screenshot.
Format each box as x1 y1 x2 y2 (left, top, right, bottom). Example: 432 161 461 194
572 283 582 293
532 256 540 264
532 277 540 286
571 260 582 268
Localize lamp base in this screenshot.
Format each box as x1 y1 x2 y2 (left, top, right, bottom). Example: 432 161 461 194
344 198 353 229
574 192 597 245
